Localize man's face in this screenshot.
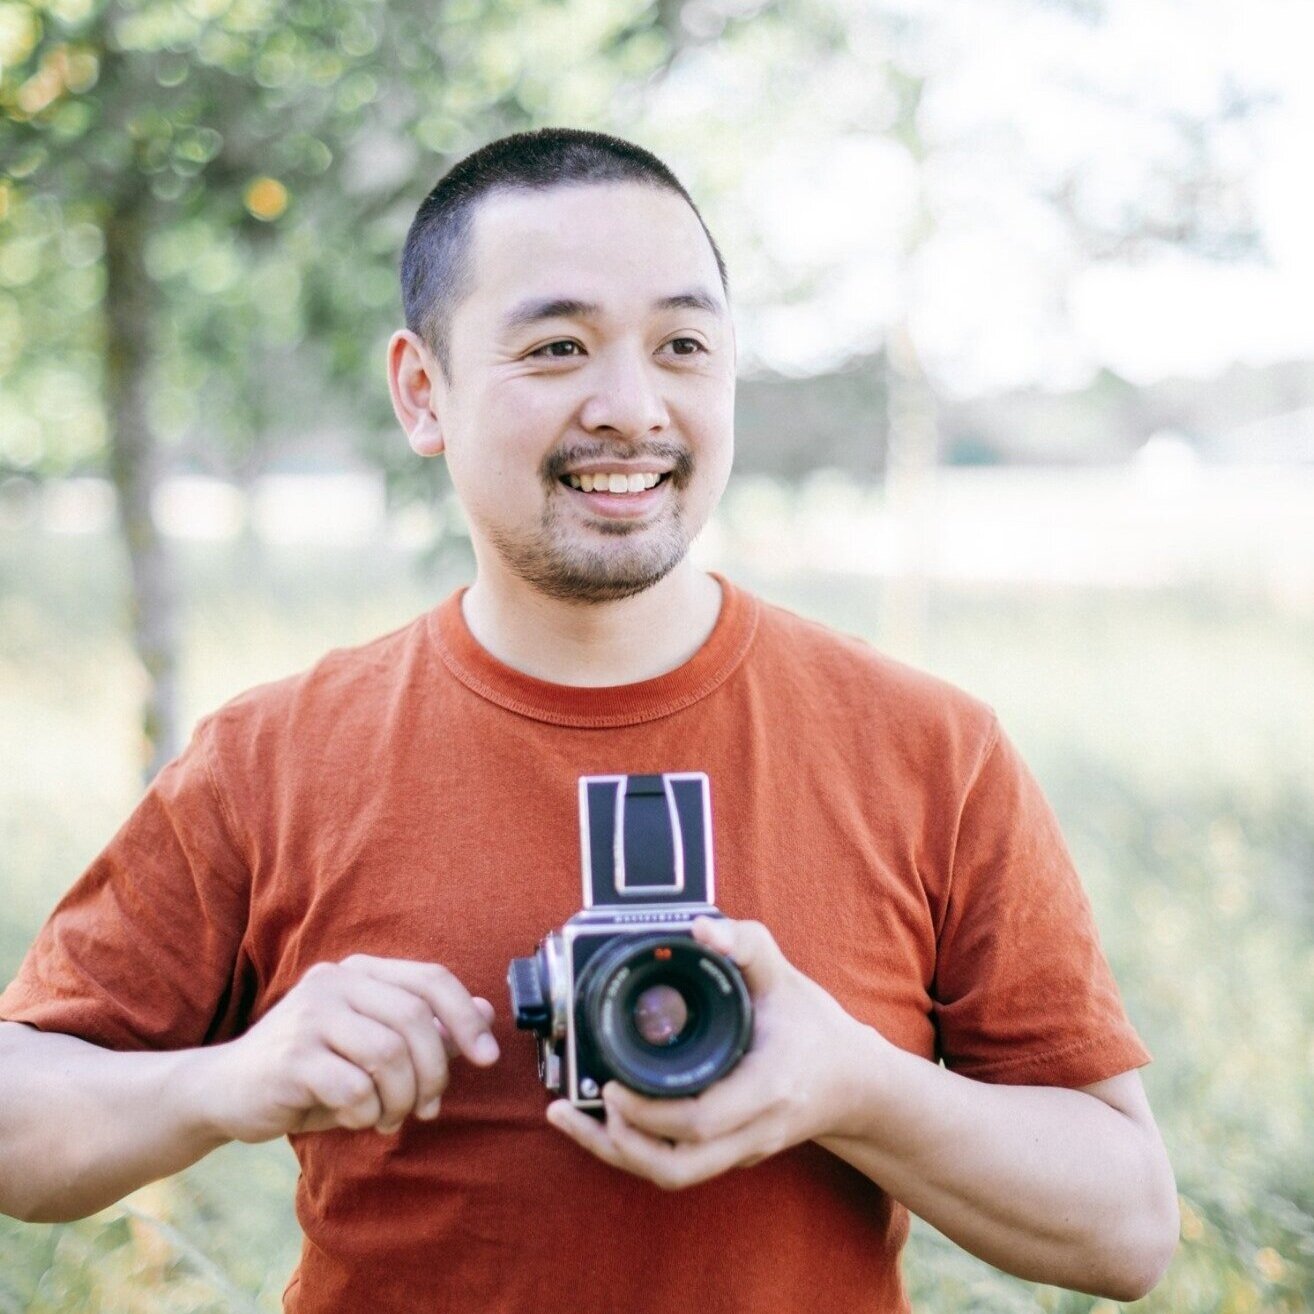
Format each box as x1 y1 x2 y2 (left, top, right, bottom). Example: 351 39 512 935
425 181 736 604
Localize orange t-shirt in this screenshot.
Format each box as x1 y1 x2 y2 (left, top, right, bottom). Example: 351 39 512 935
1 575 1150 1313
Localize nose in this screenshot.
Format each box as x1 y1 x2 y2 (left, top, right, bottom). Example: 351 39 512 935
577 344 670 440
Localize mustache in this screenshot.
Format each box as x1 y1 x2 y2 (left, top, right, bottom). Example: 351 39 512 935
543 441 694 488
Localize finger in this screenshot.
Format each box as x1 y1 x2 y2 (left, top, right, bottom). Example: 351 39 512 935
339 976 450 1117
545 1100 627 1171
601 1059 765 1145
433 997 498 1059
691 916 781 995
604 1095 770 1190
691 914 735 956
321 1010 417 1132
349 957 499 1066
302 1049 383 1131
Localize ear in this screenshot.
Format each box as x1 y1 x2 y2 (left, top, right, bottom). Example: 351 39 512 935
387 329 447 458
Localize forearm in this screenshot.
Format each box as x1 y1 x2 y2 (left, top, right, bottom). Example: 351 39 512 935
0 1022 229 1223
819 1027 1177 1301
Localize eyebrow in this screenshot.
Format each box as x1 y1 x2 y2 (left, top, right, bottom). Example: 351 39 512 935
499 289 724 334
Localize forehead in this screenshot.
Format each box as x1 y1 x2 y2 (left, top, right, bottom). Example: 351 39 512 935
462 182 723 324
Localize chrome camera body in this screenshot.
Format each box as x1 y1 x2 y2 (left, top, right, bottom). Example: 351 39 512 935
507 773 752 1112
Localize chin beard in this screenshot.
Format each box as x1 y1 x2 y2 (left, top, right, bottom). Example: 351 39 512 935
488 507 693 604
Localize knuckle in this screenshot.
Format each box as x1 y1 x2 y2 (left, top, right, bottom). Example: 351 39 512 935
290 986 326 1018
342 1071 374 1105
777 1084 804 1121
326 1072 366 1109
271 1028 302 1059
376 1033 408 1065
402 995 432 1027
301 968 344 1006
686 1111 713 1144
287 1035 321 1070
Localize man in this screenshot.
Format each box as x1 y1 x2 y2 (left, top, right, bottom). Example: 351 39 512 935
0 128 1178 1312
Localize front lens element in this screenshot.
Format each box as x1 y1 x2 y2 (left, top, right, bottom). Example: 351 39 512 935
576 932 752 1098
632 983 690 1047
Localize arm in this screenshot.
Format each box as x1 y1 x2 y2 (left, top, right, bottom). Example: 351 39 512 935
814 1038 1179 1301
0 956 499 1224
548 917 1179 1302
0 1020 229 1223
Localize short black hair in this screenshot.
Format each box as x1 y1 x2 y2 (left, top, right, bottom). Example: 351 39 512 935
400 127 729 382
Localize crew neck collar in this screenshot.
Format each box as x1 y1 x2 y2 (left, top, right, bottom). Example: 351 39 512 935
427 572 758 727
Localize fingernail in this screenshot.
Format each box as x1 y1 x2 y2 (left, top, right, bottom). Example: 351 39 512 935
418 1099 441 1120
474 1033 500 1063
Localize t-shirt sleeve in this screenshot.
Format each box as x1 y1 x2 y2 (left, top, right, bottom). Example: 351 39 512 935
931 717 1151 1087
0 713 253 1051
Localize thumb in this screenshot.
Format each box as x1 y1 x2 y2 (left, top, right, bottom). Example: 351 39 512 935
692 916 784 993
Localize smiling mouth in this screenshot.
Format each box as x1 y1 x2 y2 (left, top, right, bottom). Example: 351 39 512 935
558 472 672 495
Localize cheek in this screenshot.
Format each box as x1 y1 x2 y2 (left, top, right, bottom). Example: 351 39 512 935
451 387 558 486
686 386 735 479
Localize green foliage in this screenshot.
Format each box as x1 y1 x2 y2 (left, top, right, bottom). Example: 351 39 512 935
1 526 1311 1310
0 0 706 485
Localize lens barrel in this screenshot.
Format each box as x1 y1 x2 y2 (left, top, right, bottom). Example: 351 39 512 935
575 933 752 1098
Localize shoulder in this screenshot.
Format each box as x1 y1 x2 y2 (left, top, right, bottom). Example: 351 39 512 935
197 609 433 772
742 589 999 776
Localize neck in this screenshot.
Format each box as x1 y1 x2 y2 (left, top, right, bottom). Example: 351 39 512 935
460 560 723 687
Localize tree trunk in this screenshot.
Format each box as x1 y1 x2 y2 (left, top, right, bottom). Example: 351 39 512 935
103 199 180 783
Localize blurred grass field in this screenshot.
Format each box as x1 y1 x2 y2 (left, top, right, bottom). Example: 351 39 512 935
1 512 1312 1313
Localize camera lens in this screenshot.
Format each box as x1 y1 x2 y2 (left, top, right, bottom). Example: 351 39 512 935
575 933 751 1098
632 983 691 1047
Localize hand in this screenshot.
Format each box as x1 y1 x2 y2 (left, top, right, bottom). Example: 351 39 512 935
545 916 876 1191
201 954 499 1142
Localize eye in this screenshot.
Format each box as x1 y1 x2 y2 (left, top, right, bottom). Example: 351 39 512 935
665 337 706 356
529 340 584 359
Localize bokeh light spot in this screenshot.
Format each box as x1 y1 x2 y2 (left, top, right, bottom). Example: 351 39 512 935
244 177 288 221
1255 1247 1285 1282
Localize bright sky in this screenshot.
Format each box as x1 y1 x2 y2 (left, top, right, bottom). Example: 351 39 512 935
648 0 1314 396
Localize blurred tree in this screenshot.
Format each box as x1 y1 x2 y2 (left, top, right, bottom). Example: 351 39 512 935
0 0 1268 771
0 0 745 778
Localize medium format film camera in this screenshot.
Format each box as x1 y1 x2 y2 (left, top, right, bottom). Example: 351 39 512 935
507 772 752 1111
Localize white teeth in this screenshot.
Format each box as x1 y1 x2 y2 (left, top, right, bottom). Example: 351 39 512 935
566 471 667 493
